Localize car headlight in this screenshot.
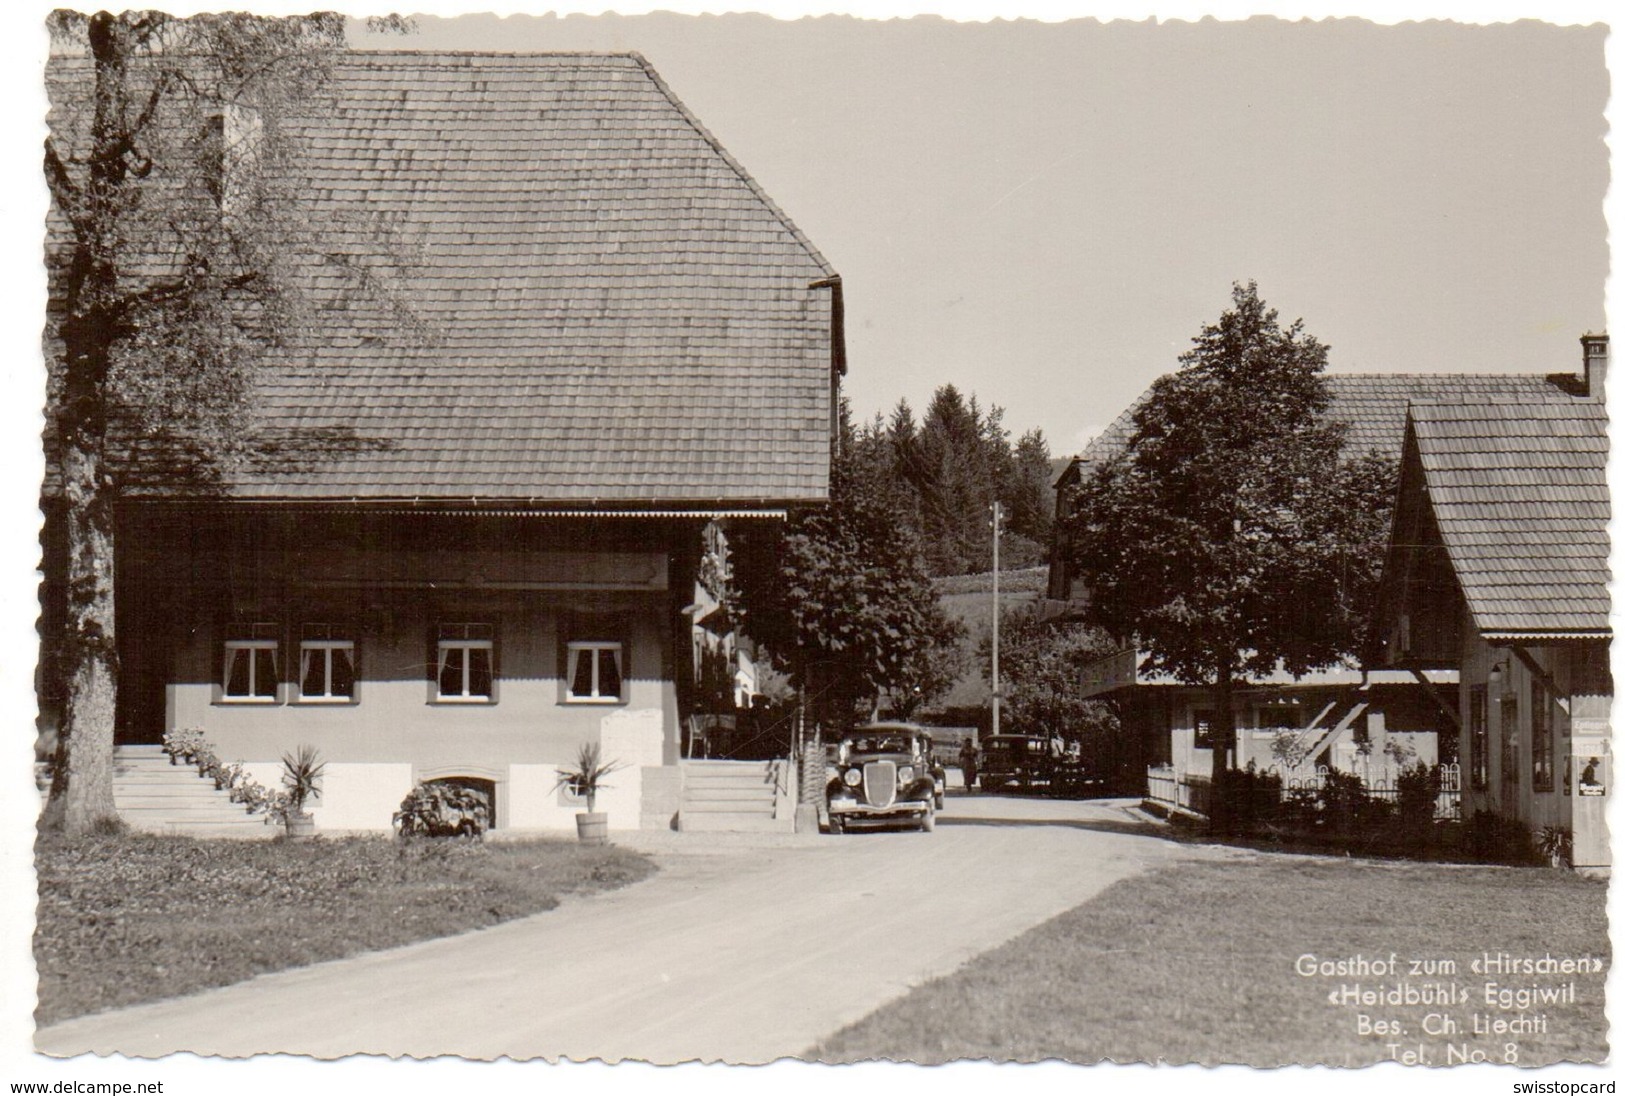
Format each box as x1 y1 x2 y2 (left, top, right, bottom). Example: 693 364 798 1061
842 769 861 787
898 766 915 783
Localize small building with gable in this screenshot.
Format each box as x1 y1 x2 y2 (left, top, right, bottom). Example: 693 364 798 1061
1375 336 1610 870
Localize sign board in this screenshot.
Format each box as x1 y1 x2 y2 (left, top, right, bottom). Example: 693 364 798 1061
1572 735 1609 798
1080 648 1138 699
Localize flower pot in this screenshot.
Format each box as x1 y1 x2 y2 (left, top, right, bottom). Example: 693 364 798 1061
575 811 609 846
285 812 317 841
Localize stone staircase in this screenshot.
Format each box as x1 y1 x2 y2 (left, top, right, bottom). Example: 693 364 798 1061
677 759 795 833
111 745 269 837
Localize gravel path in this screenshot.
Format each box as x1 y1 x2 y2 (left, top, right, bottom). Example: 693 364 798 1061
38 795 1203 1063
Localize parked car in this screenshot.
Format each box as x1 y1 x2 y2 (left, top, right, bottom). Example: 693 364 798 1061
978 733 1050 793
919 731 947 808
825 724 939 833
978 732 1099 797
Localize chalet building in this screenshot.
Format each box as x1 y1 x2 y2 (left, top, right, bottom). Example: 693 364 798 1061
1053 370 1593 796
1377 336 1610 870
43 52 842 832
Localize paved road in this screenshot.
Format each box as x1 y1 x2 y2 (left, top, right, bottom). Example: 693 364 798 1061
38 795 1205 1063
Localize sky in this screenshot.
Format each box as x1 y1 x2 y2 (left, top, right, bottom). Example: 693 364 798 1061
353 12 1610 455
0 6 1617 1096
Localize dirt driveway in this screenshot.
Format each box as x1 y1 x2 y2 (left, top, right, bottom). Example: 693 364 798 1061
38 795 1204 1063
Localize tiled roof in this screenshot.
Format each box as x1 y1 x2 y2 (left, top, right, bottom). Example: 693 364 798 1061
51 52 838 504
1073 372 1576 472
1408 397 1609 637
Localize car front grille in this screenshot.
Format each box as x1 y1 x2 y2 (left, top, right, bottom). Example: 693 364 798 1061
862 760 898 808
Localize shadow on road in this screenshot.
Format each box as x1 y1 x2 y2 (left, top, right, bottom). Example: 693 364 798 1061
937 813 1175 841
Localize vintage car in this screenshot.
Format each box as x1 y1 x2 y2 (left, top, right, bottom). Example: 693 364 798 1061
825 723 939 833
977 733 1050 792
918 731 948 809
978 732 1098 797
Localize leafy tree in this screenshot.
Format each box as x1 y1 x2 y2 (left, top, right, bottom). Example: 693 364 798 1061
734 404 964 730
40 12 411 833
1066 282 1395 803
986 607 1119 748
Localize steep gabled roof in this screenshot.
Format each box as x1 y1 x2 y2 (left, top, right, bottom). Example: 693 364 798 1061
50 51 839 505
1406 397 1609 638
1069 372 1576 476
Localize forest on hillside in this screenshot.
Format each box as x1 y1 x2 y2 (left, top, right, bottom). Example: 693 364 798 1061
850 385 1056 576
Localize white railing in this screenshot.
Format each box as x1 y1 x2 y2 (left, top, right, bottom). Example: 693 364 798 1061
1145 765 1211 815
1146 761 1461 821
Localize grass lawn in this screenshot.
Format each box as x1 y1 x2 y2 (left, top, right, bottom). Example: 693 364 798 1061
814 852 1609 1067
34 832 655 1026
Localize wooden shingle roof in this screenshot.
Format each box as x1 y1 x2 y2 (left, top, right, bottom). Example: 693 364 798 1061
1071 372 1575 473
1408 397 1609 638
55 52 839 505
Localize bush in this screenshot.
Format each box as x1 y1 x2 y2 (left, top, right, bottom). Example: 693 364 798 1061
1465 810 1540 865
394 780 491 839
1279 787 1321 830
1211 765 1283 834
1320 768 1378 835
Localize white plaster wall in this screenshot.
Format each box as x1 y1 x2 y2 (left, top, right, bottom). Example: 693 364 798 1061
231 760 411 832
598 708 661 831
594 764 644 831
506 760 646 832
309 763 415 832
601 708 664 768
240 760 283 797
506 763 578 831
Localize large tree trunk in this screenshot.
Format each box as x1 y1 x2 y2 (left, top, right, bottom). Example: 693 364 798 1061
40 442 120 834
40 13 133 834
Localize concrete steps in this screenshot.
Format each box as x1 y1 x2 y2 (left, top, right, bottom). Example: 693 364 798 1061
678 759 793 833
112 745 270 838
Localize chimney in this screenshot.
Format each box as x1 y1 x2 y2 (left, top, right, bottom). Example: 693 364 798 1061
1581 333 1608 402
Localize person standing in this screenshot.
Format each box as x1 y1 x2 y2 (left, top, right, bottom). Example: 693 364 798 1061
959 737 979 792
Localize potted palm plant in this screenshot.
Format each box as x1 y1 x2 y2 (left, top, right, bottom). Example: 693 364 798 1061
555 741 624 845
274 744 326 840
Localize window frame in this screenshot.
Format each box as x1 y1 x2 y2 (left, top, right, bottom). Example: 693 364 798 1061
1531 679 1554 792
1468 684 1488 791
1499 693 1520 786
220 623 281 704
296 625 358 705
1253 699 1302 732
1192 709 1215 750
433 623 497 705
565 640 626 704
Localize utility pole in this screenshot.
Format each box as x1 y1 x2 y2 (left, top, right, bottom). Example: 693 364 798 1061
991 500 1001 741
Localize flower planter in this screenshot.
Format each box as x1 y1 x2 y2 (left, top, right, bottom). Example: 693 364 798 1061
575 811 609 846
285 812 317 841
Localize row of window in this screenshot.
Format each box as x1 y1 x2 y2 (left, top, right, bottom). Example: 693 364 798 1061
220 623 626 706
1468 681 1560 793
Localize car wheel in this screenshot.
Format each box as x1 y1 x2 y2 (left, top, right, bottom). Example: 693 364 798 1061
920 806 935 833
829 816 845 835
